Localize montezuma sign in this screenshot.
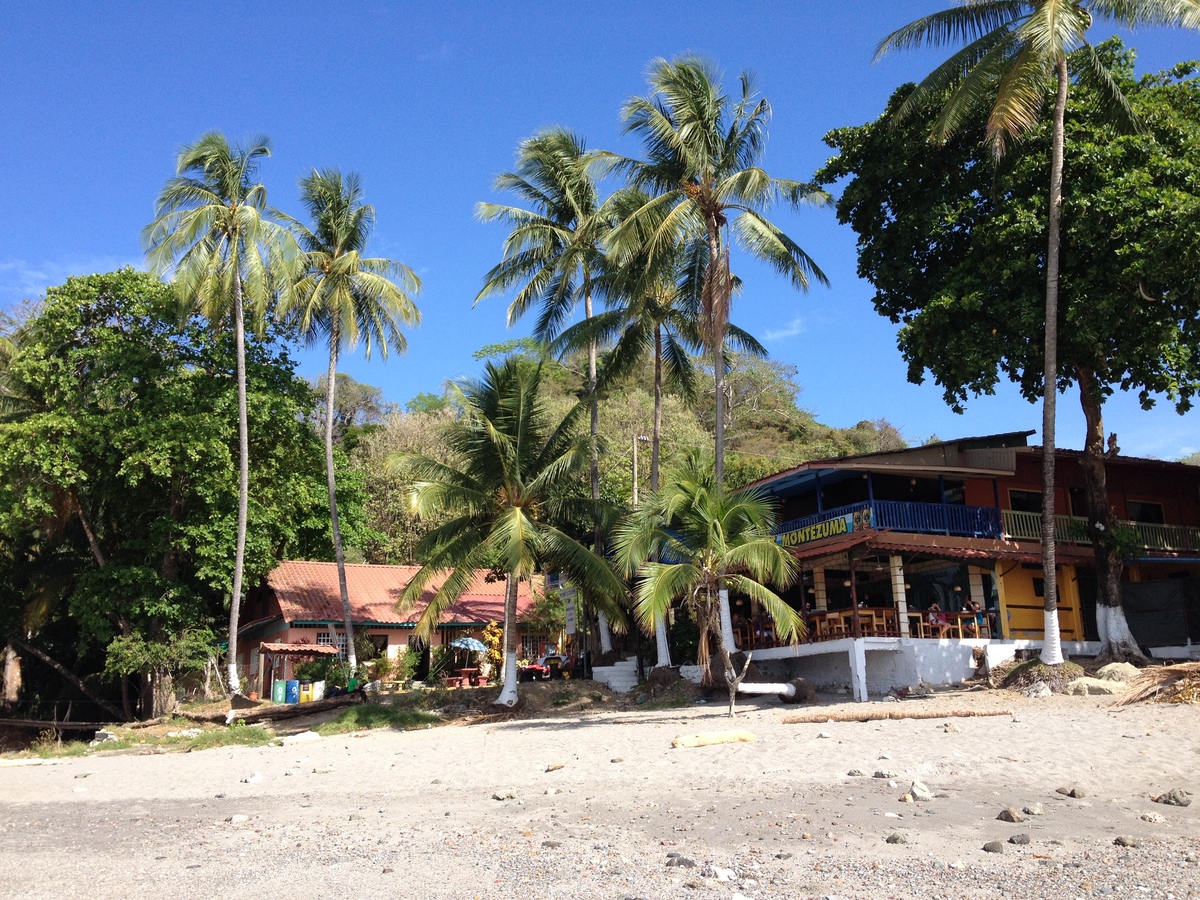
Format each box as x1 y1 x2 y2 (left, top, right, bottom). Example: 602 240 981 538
776 508 872 548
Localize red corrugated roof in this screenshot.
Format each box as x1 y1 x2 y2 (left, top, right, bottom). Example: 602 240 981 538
260 641 340 656
266 560 537 626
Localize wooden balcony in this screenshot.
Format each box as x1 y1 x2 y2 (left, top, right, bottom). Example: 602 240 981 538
775 499 1003 542
1001 510 1200 553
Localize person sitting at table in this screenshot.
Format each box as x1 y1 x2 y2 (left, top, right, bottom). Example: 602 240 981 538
963 598 985 637
927 601 951 638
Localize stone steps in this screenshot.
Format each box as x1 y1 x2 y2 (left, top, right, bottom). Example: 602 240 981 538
592 659 639 694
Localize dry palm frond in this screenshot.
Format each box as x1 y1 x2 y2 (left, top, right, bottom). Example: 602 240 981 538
1115 662 1200 707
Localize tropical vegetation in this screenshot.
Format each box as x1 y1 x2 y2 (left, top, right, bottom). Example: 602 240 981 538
874 0 1200 665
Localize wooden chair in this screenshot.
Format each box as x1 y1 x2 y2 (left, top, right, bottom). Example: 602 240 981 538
825 612 847 639
907 612 927 638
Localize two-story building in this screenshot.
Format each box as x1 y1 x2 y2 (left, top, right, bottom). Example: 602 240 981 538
734 432 1200 698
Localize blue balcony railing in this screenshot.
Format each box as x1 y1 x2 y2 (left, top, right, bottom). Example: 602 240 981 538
775 500 1003 542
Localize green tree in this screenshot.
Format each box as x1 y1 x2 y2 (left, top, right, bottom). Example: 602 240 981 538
614 451 799 717
144 133 298 693
611 56 830 488
390 359 626 706
821 45 1200 661
875 1 1200 665
281 168 421 677
477 128 618 653
0 271 340 717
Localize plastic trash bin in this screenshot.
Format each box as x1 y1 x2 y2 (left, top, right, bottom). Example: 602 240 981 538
271 680 286 704
299 682 313 703
285 680 300 704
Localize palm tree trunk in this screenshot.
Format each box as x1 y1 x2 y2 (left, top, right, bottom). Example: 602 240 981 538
1077 367 1143 663
1038 59 1068 667
652 325 671 668
585 285 614 656
495 575 521 707
324 332 357 676
228 274 250 693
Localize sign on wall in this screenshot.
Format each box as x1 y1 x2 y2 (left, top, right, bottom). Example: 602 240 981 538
776 507 873 548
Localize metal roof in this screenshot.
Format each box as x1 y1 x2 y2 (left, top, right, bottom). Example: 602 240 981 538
264 560 538 627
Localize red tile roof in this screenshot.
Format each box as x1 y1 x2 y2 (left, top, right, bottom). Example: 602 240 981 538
265 560 538 627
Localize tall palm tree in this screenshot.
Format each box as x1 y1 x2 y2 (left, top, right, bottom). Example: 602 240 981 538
876 0 1200 666
554 189 767 666
476 128 619 654
144 132 296 694
390 359 627 707
612 56 830 489
614 451 800 717
280 169 421 677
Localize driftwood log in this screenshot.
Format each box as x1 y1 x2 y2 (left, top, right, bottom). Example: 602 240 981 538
782 707 1012 725
178 692 366 726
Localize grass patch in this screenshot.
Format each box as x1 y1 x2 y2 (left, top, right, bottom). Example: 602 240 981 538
635 697 693 711
314 704 440 735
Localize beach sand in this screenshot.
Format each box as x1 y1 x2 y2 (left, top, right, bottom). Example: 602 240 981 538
1 686 1197 899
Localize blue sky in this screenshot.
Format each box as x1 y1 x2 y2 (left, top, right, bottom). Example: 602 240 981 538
2 2 1197 459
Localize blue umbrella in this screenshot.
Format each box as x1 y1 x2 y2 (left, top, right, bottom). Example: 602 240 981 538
449 637 487 653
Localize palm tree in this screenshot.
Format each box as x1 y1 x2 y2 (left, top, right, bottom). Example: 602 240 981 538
554 189 767 666
876 0 1200 666
280 168 421 677
476 127 618 653
612 56 830 489
390 358 627 707
144 132 296 694
614 451 800 717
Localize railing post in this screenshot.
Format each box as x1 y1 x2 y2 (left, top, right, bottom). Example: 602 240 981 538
891 556 910 638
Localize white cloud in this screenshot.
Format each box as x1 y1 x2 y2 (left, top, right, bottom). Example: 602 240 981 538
0 257 148 310
764 316 806 341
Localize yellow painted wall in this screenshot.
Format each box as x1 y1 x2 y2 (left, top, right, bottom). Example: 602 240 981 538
997 565 1083 641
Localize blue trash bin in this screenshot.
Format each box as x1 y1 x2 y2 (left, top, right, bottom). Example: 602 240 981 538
285 679 300 704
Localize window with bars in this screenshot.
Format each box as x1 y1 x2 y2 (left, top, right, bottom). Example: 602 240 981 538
317 631 348 659
520 634 547 660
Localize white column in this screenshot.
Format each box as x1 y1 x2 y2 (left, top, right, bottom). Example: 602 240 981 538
814 568 828 612
850 639 869 702
891 555 910 638
968 567 986 607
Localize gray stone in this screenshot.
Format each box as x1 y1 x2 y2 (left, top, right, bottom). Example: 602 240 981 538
982 841 1005 854
492 789 516 801
1026 681 1052 699
665 856 696 868
1114 835 1140 848
910 781 934 802
997 807 1025 823
874 770 897 779
542 840 561 848
611 757 623 763
1065 676 1123 696
1096 662 1140 682
1022 802 1044 816
1055 785 1087 799
775 852 793 859
1153 788 1193 807
225 814 249 824
886 832 908 844
943 722 961 733
1008 834 1031 846
847 769 866 777
1140 812 1166 823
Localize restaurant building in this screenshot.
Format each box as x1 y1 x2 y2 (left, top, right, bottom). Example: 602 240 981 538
236 560 540 694
734 432 1200 699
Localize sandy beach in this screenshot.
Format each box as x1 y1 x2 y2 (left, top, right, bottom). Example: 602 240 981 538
2 687 1198 899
